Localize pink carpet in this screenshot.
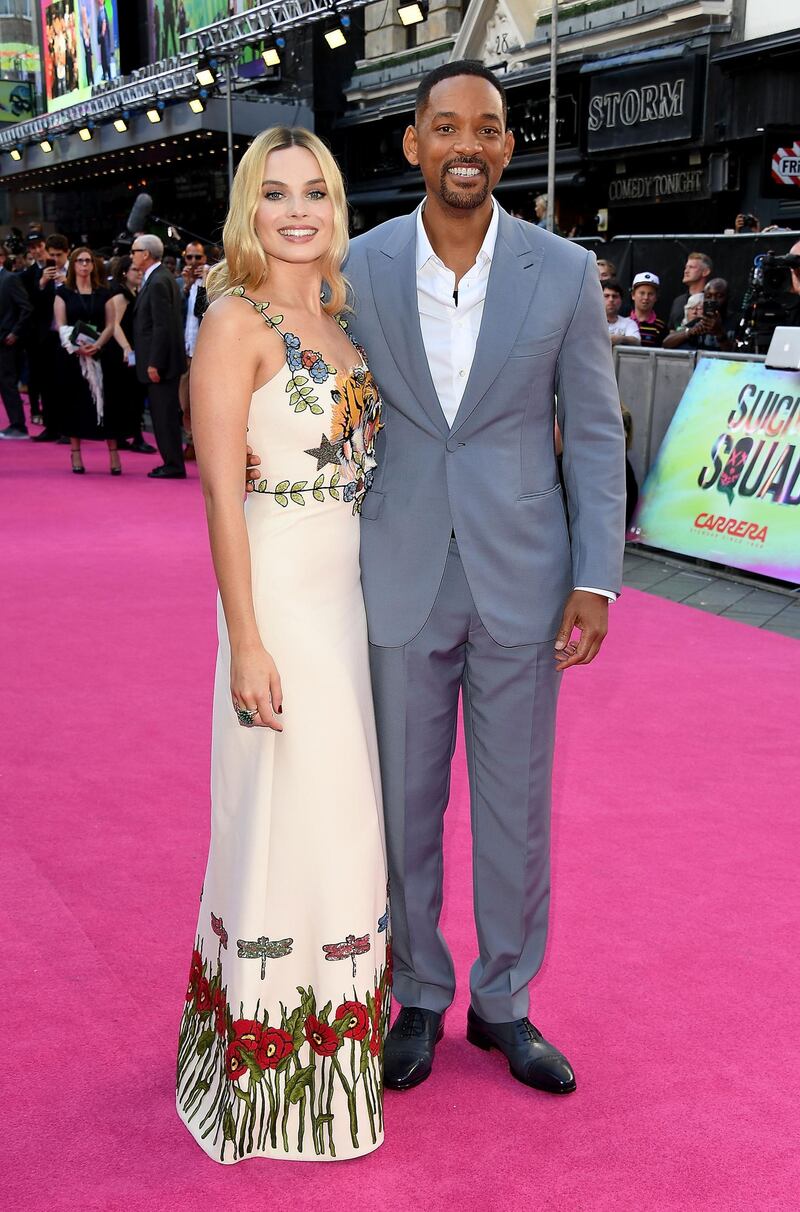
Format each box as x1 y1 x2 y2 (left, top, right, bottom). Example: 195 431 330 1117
2 435 799 1211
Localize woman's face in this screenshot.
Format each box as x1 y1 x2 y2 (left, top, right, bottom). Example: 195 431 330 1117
126 265 142 290
74 251 94 281
254 145 335 268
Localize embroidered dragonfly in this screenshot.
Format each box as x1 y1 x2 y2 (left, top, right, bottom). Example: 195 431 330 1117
211 913 228 952
377 907 389 933
323 933 371 978
237 935 294 980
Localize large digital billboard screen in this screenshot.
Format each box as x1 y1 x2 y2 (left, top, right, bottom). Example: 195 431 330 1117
41 1 120 113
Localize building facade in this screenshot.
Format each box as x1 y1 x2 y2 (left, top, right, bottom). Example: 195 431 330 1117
335 0 800 237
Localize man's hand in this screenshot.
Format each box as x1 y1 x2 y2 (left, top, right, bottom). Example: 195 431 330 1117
554 590 609 671
246 443 261 492
147 365 160 383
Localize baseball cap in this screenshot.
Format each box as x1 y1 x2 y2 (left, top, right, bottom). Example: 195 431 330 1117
632 271 660 288
26 230 45 243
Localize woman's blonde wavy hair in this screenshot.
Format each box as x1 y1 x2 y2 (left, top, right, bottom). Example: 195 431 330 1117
206 126 349 314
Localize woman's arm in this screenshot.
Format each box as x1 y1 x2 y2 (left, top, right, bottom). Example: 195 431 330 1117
95 297 117 351
190 297 285 731
53 293 67 331
110 293 132 357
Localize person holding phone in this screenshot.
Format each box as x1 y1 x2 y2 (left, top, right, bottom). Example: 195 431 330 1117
179 240 208 461
663 279 735 351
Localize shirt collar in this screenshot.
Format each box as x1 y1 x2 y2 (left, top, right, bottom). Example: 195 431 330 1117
142 260 161 284
416 196 499 272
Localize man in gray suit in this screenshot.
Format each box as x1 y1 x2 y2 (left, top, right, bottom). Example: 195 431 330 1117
250 62 625 1095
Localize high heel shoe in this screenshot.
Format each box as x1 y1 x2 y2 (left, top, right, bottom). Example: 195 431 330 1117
71 452 85 475
109 454 122 476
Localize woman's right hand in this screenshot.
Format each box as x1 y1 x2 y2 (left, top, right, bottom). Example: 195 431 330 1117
231 643 283 731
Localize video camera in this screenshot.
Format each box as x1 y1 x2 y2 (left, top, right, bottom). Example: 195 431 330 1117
735 251 800 355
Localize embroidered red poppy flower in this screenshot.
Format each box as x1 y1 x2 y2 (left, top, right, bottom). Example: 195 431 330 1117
301 349 322 369
213 988 227 1037
369 1029 381 1057
256 1027 294 1070
335 1000 370 1041
225 1041 248 1081
305 1014 338 1056
195 976 212 1013
186 949 203 999
232 1018 262 1052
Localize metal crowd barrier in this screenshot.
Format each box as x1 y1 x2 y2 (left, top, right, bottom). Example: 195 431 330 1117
612 346 765 488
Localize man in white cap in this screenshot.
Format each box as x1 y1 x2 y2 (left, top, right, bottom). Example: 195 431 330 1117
630 272 667 347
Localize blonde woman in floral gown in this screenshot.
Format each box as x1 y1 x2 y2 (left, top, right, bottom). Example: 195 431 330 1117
177 128 389 1163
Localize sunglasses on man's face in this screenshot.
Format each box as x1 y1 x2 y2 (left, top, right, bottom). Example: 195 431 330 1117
184 254 204 261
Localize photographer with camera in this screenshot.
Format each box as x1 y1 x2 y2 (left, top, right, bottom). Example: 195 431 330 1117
178 240 208 462
663 279 735 352
735 241 800 352
734 213 761 234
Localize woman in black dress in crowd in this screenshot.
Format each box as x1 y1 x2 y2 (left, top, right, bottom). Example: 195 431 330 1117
108 255 153 453
53 247 120 474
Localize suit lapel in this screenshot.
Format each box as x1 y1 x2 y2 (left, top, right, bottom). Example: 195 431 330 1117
367 213 449 436
450 209 545 435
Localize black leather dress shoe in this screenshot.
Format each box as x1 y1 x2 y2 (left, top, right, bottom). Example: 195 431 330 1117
129 439 157 454
148 465 187 479
383 1007 445 1091
31 429 61 443
466 1007 576 1094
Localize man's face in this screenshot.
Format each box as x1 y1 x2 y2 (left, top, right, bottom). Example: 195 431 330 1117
683 258 709 288
163 255 177 274
45 245 68 270
30 240 46 262
603 287 622 319
632 284 657 312
704 283 727 308
403 75 514 211
184 242 207 272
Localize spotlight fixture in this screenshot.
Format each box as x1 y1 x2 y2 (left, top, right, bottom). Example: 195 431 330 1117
189 89 208 114
262 41 281 67
324 21 347 49
195 54 219 87
10 146 22 161
40 138 53 153
78 123 94 141
397 1 428 24
146 100 165 123
114 112 130 133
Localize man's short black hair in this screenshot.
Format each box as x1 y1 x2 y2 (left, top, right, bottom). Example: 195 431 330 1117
415 60 507 123
602 279 624 296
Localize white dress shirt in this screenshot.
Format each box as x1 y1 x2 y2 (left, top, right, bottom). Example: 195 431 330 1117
185 278 200 357
414 201 615 603
141 260 160 288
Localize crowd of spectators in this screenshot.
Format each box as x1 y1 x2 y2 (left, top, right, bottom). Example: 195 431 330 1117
0 224 212 479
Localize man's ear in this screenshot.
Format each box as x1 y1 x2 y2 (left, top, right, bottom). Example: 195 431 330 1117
403 125 419 168
502 128 515 169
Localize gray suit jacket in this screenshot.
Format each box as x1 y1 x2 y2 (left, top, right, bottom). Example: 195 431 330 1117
346 204 626 648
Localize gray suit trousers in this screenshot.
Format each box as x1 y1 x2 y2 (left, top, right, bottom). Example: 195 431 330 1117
369 537 561 1023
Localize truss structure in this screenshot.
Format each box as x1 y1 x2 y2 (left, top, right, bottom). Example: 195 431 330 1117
0 0 371 151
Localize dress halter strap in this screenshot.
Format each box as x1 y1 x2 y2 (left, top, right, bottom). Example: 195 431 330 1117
227 286 284 332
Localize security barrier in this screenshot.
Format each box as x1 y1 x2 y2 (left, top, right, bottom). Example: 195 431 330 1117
613 345 764 487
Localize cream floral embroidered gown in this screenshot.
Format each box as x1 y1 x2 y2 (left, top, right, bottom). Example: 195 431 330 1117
177 291 390 1163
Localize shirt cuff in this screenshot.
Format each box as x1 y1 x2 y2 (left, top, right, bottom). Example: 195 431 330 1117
575 586 617 602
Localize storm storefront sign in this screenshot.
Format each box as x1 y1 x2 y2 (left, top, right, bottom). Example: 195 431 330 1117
587 58 699 153
608 164 709 206
761 128 800 198
634 360 800 583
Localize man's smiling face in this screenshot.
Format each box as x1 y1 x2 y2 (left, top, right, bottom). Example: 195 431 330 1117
403 74 514 211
